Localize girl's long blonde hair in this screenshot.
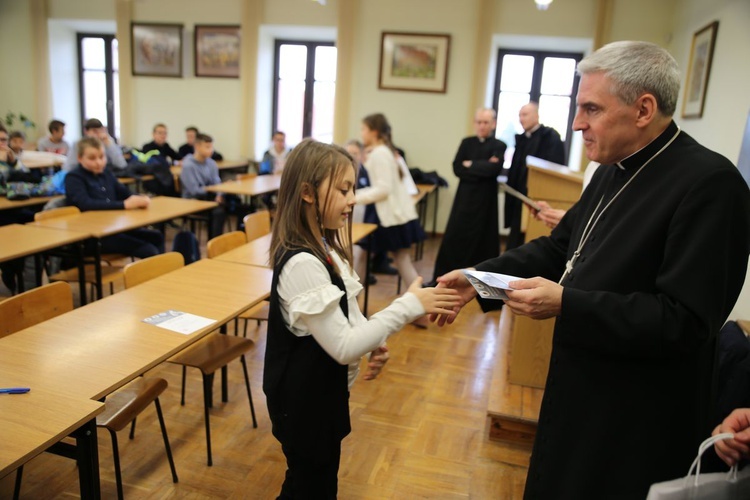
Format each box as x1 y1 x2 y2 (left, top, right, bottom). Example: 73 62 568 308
269 139 356 272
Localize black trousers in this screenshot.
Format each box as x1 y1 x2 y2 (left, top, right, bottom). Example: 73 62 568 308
277 439 342 499
97 228 165 259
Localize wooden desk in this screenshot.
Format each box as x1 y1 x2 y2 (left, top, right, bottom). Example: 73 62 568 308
0 224 88 263
413 183 439 237
0 388 103 496
0 259 271 497
215 223 378 314
0 224 90 295
19 151 66 169
412 184 438 260
30 197 217 299
0 258 271 401
512 157 583 389
0 195 62 211
205 174 282 197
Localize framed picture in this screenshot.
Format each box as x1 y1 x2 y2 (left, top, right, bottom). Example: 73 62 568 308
379 32 451 93
681 21 719 119
194 25 241 78
131 22 183 78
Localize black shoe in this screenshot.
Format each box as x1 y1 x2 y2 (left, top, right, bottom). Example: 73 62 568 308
367 274 377 285
371 263 399 275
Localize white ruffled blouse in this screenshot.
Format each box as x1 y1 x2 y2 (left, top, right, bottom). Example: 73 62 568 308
277 250 425 388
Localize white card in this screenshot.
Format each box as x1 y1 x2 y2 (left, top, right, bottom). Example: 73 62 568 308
142 310 217 335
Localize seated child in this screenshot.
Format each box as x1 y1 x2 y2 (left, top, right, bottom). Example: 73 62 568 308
177 126 223 161
63 118 127 172
260 130 290 174
65 137 164 259
9 131 25 156
179 133 226 238
37 119 70 155
142 123 179 165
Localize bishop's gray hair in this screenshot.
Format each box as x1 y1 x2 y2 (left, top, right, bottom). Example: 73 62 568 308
577 41 680 117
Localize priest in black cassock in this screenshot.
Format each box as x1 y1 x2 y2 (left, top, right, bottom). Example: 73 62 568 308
430 108 506 283
505 102 566 250
436 41 750 499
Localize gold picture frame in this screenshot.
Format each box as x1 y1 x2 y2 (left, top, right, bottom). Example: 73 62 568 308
131 22 183 78
378 32 451 94
681 21 719 119
194 25 241 78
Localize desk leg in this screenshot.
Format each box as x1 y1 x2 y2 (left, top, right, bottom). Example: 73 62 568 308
220 325 228 403
34 254 43 288
363 236 371 317
432 188 439 238
73 418 101 499
94 239 103 300
78 242 88 305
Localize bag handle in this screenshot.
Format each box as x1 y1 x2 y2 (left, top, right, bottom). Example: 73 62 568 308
684 432 738 488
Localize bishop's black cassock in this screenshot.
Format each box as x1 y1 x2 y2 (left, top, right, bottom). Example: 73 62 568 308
432 135 506 280
475 121 750 499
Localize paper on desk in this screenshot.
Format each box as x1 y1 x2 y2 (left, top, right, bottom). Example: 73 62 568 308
142 310 217 335
462 270 524 301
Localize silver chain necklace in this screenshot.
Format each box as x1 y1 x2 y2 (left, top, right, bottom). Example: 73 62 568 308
559 126 681 284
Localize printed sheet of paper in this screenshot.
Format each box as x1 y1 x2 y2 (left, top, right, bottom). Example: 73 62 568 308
462 270 524 301
142 310 217 335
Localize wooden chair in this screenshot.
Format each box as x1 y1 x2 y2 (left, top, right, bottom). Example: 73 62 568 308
35 206 126 300
123 251 184 288
239 211 271 334
1 282 177 500
126 247 258 466
242 210 271 243
0 281 73 339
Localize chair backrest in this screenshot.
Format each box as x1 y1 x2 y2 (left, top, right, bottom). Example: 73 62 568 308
243 210 271 242
207 231 246 258
34 205 80 221
236 172 257 181
123 252 185 289
0 281 73 338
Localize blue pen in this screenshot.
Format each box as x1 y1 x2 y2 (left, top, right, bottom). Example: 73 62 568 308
0 387 30 394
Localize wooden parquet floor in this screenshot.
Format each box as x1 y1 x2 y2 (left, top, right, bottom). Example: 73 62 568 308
0 235 531 499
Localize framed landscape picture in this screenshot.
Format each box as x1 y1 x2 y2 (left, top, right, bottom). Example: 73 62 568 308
379 32 451 93
194 25 241 78
131 22 183 77
682 21 719 119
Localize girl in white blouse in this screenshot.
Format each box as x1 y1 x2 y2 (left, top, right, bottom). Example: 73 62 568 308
356 114 426 307
263 139 460 498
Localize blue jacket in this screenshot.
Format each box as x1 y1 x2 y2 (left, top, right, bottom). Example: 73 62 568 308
65 165 132 211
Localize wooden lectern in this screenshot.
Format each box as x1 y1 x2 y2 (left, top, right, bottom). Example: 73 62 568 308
509 156 583 388
487 156 583 444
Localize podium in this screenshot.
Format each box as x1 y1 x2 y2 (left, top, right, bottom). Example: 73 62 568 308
488 156 583 444
510 157 584 388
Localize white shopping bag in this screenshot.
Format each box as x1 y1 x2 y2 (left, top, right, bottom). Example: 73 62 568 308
647 433 750 499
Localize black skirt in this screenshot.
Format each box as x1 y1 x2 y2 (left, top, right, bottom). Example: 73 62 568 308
358 204 425 253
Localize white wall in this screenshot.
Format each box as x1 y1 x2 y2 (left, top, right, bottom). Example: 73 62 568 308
47 19 117 144
671 0 750 320
0 1 36 135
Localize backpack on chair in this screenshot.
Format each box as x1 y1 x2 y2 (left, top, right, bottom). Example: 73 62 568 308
172 229 200 264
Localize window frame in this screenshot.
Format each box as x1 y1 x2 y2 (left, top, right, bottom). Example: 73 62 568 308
272 39 335 141
492 48 583 161
77 33 118 138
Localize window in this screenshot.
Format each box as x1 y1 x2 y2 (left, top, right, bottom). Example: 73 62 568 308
272 40 336 146
492 49 582 166
77 33 119 139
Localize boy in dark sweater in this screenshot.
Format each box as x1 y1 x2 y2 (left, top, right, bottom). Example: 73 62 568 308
66 137 164 258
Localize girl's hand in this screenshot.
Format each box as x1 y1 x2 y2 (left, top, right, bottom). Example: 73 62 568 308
363 345 390 380
407 277 461 316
